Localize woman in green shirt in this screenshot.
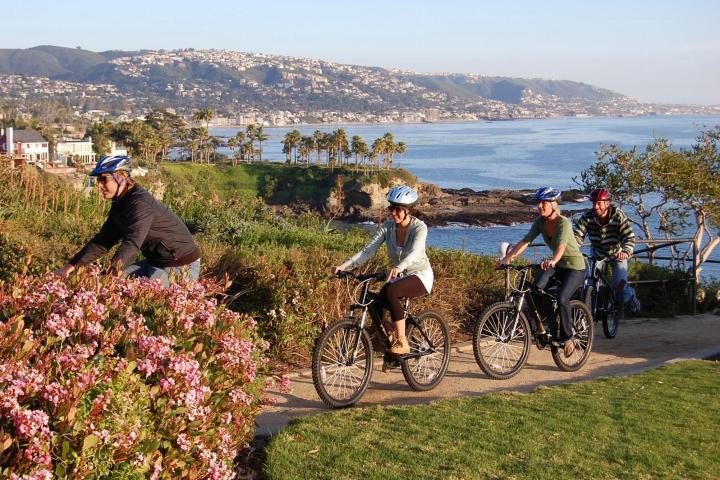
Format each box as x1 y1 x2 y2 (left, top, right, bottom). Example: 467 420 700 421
497 187 586 357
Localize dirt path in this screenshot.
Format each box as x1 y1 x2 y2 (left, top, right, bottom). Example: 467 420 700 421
256 313 720 437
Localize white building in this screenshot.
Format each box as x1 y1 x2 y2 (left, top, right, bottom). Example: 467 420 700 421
0 127 49 163
56 137 96 165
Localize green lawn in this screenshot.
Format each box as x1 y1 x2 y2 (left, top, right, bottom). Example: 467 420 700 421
264 360 719 480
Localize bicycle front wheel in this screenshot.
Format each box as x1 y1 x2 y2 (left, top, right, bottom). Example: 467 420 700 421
311 319 373 408
401 310 450 391
583 285 598 322
552 300 594 371
472 302 530 380
601 286 623 339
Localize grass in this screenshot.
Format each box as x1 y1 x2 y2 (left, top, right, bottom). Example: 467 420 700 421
264 360 720 479
157 161 419 206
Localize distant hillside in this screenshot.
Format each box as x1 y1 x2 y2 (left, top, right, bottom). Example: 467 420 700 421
0 45 632 117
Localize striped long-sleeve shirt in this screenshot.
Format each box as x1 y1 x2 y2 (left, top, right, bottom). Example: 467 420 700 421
573 206 635 257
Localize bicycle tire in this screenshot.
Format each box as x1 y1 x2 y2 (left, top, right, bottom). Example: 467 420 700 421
583 285 598 323
401 310 450 391
551 300 594 372
472 302 530 380
311 319 373 408
601 286 622 339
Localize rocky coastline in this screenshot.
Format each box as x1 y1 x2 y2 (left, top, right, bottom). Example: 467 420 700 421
332 181 587 227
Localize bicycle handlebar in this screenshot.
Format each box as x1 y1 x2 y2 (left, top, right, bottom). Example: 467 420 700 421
496 263 542 272
334 270 387 282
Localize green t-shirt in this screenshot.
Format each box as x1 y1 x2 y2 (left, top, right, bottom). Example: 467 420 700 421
522 215 586 270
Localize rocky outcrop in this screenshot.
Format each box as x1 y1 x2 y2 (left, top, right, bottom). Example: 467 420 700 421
335 180 585 227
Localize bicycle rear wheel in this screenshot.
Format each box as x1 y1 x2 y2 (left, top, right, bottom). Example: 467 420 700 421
601 286 623 339
401 310 450 391
552 300 594 371
472 302 530 380
312 319 373 408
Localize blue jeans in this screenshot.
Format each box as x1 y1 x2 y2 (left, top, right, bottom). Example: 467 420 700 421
534 267 586 342
124 259 200 287
595 257 637 305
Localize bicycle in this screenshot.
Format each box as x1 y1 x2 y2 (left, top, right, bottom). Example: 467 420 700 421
581 254 624 339
472 263 594 380
312 271 450 408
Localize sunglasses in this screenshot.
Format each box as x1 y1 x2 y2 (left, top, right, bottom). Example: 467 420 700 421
96 176 114 185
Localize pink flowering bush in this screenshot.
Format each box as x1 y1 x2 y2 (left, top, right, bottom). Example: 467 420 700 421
0 266 288 479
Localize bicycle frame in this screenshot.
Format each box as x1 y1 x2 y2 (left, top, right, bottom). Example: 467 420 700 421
505 265 563 346
341 273 439 362
584 256 615 295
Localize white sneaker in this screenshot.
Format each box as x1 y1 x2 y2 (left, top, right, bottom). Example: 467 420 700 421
630 297 641 313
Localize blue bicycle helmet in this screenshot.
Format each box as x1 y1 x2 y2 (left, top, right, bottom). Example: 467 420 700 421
89 155 132 176
387 185 418 206
532 186 562 202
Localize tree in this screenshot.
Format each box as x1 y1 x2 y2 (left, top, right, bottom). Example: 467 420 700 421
145 109 186 161
312 130 324 164
350 135 369 171
300 135 315 166
255 125 269 162
577 127 720 280
86 119 114 157
245 124 257 162
651 128 720 280
193 108 214 130
396 141 407 166
282 129 302 164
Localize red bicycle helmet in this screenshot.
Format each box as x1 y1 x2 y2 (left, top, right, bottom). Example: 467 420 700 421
589 188 611 202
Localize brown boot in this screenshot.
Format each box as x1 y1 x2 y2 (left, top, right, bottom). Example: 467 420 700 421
390 335 410 355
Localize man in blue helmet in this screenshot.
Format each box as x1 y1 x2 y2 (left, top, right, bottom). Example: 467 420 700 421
54 155 201 285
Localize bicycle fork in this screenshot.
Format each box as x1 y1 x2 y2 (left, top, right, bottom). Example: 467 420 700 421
340 308 369 365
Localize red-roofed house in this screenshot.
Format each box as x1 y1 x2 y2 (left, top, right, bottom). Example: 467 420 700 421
0 127 49 163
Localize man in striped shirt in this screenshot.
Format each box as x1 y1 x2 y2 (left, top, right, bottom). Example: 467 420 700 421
574 188 641 312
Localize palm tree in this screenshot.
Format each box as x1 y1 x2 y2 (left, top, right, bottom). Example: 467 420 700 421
255 125 269 162
312 130 324 165
322 132 334 166
208 136 221 163
371 137 386 169
396 141 407 167
282 129 302 163
193 108 214 130
334 128 349 166
245 124 257 162
381 132 397 168
351 135 369 171
227 136 238 164
301 135 315 166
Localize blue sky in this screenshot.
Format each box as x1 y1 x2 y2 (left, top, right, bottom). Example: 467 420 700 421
5 0 719 104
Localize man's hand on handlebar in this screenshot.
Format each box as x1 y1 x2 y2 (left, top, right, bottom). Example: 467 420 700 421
614 251 630 261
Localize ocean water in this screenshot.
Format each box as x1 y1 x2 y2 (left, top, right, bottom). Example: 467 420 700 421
212 115 720 278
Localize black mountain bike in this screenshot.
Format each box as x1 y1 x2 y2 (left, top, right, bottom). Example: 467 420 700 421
312 271 450 408
472 264 594 380
581 255 624 339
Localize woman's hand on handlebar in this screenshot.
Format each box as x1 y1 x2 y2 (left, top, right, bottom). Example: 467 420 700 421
387 267 402 281
615 251 630 261
540 259 557 271
330 266 342 276
495 256 511 270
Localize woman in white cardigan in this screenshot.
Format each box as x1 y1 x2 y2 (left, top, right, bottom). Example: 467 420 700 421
332 186 433 355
